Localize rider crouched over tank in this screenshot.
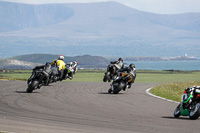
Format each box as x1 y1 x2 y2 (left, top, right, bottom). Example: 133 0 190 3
63 60 78 80
117 63 136 89
30 62 52 86
174 86 200 119
51 55 66 81
103 57 124 82
110 57 124 70
183 86 200 109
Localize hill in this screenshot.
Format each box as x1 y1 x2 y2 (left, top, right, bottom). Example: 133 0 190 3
0 1 200 58
0 58 41 69
10 54 110 69
1 53 198 69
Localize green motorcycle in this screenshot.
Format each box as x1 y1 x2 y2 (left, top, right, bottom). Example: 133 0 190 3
174 88 200 120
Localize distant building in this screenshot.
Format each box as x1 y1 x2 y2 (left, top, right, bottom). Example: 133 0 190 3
185 53 188 57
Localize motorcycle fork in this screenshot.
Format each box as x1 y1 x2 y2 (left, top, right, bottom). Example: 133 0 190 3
110 84 114 91
111 80 119 91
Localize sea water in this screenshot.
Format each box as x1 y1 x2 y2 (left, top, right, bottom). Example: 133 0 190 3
124 60 200 71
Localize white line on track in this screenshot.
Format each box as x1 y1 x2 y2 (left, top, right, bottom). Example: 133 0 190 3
145 88 179 104
0 131 15 133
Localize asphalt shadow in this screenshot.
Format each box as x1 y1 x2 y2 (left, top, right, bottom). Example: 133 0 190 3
98 92 125 95
161 116 191 120
15 90 39 93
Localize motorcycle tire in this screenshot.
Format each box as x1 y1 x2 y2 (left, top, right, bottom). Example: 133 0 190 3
26 80 39 93
174 104 181 118
189 103 200 120
113 81 125 94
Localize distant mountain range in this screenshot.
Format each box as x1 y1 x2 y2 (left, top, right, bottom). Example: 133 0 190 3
0 54 112 69
0 54 198 69
0 1 200 58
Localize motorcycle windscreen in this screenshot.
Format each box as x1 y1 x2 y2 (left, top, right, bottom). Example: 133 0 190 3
195 89 200 94
181 94 188 102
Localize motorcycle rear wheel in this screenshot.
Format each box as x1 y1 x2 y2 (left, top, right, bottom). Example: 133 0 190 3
189 103 200 120
26 80 39 93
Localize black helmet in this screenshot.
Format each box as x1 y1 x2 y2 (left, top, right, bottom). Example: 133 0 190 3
118 57 123 62
129 63 135 68
45 62 50 65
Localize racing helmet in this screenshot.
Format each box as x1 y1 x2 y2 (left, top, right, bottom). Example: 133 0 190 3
45 62 50 65
129 63 135 68
75 60 78 65
59 55 64 60
118 57 123 62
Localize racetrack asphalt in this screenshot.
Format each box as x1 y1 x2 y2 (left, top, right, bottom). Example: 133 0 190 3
0 80 199 133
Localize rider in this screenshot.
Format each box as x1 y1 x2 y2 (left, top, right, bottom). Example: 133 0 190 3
65 60 78 80
117 63 136 89
32 62 52 85
110 57 124 70
51 55 66 81
183 86 200 108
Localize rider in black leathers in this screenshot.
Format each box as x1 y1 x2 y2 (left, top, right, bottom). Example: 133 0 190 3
117 63 136 88
32 62 52 85
110 57 124 70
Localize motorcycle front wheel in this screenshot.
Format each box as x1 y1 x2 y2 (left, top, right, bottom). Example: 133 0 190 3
189 103 200 120
174 104 181 118
26 80 39 93
103 72 110 82
113 81 125 94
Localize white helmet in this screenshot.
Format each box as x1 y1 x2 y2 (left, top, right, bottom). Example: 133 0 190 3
59 55 64 60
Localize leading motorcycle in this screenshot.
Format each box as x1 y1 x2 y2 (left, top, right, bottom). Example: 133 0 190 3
174 88 200 120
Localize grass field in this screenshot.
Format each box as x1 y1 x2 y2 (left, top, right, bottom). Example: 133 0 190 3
1 69 200 83
1 69 200 102
150 81 200 102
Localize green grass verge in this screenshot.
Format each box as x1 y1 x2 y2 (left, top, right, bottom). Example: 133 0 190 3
1 70 200 83
150 81 200 102
0 70 31 81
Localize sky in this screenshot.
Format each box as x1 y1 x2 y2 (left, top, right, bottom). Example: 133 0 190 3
1 0 200 14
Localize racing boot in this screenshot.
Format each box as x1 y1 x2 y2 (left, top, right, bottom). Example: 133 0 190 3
127 82 132 89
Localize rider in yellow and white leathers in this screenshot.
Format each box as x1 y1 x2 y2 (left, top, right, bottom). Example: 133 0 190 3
51 55 66 80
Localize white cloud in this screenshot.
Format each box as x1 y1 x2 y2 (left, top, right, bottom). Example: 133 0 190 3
117 0 200 14
0 0 200 14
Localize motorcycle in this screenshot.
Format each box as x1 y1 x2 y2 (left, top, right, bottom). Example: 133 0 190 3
103 64 117 82
26 65 58 93
63 60 78 80
174 88 200 119
108 73 132 94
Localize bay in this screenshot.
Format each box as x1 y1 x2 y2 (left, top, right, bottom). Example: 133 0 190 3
124 60 200 71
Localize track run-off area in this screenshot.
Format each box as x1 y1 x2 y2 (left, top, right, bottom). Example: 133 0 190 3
0 80 200 133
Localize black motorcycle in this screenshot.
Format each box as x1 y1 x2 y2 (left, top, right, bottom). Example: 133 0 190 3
26 65 57 93
108 73 131 94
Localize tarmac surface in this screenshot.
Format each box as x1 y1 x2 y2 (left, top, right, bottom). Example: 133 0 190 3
0 80 200 133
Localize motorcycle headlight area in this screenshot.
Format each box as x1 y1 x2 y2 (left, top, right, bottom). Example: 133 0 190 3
181 94 188 102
